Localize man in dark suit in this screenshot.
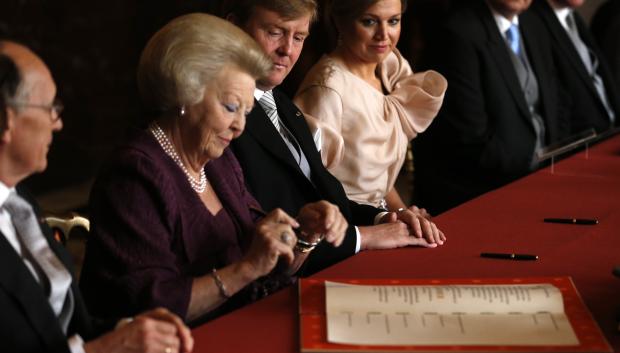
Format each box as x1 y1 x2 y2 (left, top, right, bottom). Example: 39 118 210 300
0 41 193 353
591 0 620 87
530 0 619 134
413 0 569 215
227 0 446 276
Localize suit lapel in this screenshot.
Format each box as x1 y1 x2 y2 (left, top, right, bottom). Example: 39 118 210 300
479 4 532 121
272 91 325 175
520 12 555 136
272 91 347 202
246 98 308 177
573 12 620 115
535 0 601 100
0 234 67 349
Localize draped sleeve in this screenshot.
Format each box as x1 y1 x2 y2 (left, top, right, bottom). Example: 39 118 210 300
381 50 448 140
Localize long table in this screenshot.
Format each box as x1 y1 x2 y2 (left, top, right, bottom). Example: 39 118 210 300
192 135 620 352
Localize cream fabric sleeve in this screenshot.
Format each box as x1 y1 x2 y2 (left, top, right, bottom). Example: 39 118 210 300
381 51 448 140
294 85 346 169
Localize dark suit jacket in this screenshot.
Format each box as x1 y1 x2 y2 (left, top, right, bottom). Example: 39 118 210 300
232 90 380 275
0 186 103 353
591 0 620 88
530 0 619 134
413 0 569 215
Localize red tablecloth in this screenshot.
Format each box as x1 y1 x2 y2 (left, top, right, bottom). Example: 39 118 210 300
192 135 620 353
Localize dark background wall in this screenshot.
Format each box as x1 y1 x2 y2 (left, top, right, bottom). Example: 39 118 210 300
0 0 604 210
0 1 217 198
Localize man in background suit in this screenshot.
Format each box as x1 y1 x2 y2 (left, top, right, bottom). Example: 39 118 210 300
0 41 193 353
413 0 568 215
531 0 619 134
227 0 445 276
591 0 620 88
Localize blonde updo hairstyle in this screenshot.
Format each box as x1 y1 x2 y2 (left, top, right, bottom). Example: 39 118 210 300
138 13 272 115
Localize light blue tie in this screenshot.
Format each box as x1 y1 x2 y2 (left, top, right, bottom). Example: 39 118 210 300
506 24 521 57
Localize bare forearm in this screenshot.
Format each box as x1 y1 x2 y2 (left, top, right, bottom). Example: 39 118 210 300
385 188 406 211
186 261 256 322
186 253 308 321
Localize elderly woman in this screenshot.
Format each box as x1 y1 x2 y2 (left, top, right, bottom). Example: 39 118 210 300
80 13 347 325
294 0 447 221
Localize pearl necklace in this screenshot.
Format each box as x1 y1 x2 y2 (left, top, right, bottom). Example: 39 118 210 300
149 122 208 193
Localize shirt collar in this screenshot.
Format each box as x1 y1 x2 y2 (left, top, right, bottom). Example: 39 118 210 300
0 181 14 208
254 88 266 101
488 2 520 37
547 0 572 31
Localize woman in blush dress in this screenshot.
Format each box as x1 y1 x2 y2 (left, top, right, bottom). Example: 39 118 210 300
294 0 447 243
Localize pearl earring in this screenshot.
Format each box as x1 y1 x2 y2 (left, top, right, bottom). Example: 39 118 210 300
179 105 186 117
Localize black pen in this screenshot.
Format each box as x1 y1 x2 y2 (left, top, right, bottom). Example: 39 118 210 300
543 218 598 225
480 252 539 261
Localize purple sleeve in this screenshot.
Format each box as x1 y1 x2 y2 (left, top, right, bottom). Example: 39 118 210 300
80 149 193 320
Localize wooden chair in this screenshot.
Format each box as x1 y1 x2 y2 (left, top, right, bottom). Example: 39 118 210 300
45 214 90 245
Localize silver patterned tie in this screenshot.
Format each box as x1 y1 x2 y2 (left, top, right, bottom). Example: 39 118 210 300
566 12 615 122
257 90 313 180
4 192 73 331
258 90 282 132
566 13 593 73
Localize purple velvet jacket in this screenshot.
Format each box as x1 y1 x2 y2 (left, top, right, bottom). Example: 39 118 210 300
80 130 282 324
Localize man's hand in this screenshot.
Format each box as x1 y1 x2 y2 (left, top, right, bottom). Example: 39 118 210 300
84 308 193 353
380 205 446 245
297 201 347 247
358 222 438 250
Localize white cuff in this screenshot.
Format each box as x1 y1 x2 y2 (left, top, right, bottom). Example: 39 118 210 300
313 127 322 152
68 334 86 353
374 211 389 225
115 317 134 329
354 226 361 254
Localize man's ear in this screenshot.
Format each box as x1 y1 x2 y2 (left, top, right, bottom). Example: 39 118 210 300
0 107 15 145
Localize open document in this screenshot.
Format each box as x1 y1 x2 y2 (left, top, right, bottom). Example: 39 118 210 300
325 281 579 346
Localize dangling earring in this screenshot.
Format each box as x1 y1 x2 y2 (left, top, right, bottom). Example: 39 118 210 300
179 105 186 117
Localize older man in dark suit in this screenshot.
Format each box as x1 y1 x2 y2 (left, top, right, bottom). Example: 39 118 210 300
0 41 192 353
530 0 619 134
227 0 446 276
413 0 569 215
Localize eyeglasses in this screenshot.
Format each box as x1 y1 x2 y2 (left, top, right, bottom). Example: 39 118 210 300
8 98 64 122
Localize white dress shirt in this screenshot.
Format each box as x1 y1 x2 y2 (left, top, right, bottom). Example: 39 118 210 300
489 5 521 40
547 0 572 31
0 181 85 353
